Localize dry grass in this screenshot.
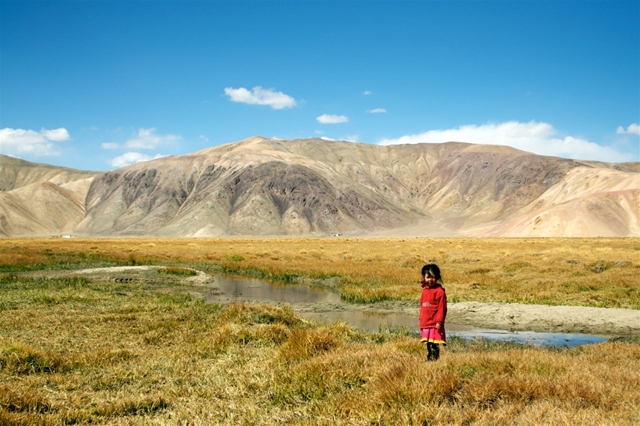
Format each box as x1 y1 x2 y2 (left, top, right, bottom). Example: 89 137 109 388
1 237 638 307
0 270 639 425
1 238 639 424
157 266 198 276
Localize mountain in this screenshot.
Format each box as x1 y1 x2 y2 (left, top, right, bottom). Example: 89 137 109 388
1 137 638 237
0 155 98 192
0 156 99 236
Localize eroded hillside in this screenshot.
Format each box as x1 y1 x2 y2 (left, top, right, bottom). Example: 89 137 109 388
1 138 638 237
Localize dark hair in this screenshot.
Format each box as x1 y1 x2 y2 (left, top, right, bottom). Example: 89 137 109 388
421 264 442 282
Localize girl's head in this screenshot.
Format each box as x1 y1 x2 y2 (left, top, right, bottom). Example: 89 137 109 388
421 264 442 283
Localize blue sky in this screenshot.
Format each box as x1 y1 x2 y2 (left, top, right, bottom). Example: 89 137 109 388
1 0 638 171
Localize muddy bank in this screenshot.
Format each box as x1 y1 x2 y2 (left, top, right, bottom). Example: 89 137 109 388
447 302 640 337
291 300 640 337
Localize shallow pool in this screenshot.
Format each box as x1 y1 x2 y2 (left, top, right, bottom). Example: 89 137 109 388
202 275 607 348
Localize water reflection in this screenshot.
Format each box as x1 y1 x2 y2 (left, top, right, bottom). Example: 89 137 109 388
298 312 607 347
449 329 607 348
202 275 607 347
203 275 341 304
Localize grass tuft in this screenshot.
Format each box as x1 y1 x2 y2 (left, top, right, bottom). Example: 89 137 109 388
0 342 77 375
278 329 341 363
157 266 197 276
92 396 170 417
218 303 305 327
0 385 53 413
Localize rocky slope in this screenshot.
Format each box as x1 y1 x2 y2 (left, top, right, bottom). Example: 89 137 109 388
1 137 638 237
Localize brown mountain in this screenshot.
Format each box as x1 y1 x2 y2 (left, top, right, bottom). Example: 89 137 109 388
1 137 638 237
0 156 99 236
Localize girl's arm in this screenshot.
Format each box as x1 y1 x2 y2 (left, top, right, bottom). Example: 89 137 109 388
434 289 447 326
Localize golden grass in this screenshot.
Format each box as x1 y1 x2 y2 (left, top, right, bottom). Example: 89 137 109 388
157 266 198 276
0 271 639 425
1 237 638 307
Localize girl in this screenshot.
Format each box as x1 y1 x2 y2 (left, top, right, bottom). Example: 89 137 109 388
419 264 447 361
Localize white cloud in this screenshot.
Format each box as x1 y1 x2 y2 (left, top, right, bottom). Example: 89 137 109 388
379 121 634 162
0 127 70 156
224 86 296 109
199 135 209 143
101 142 119 149
40 128 70 141
616 123 640 135
363 90 372 95
320 136 335 141
125 128 180 149
109 152 164 168
367 108 386 114
317 114 349 124
345 134 359 142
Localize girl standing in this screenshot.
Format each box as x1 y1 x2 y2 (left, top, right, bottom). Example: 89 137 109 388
419 264 447 361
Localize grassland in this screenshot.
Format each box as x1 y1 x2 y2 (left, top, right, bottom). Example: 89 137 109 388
1 237 638 308
1 238 639 424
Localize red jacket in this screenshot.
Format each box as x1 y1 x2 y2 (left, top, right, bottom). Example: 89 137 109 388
419 284 447 328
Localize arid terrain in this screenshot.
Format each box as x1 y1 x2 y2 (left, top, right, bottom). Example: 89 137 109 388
1 137 638 237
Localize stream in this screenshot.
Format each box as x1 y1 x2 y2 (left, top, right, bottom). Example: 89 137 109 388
202 275 607 348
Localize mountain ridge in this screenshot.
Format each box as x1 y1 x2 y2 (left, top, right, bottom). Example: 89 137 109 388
1 137 638 237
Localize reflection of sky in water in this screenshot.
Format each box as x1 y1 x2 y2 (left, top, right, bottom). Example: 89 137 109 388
203 276 607 348
449 329 607 348
300 312 607 347
203 275 341 304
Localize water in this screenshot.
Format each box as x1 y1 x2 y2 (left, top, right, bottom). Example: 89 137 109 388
202 275 607 347
294 312 607 348
449 329 607 348
203 275 342 304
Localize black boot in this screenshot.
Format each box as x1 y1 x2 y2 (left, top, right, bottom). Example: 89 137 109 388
431 343 440 360
427 342 440 361
426 342 434 361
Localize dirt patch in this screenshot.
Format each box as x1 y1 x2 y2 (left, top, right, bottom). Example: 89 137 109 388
447 302 640 337
184 270 212 285
73 266 159 274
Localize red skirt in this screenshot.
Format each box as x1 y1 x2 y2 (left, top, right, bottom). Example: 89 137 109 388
420 327 446 345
